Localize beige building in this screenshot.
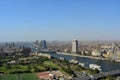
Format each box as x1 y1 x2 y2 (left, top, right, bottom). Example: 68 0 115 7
103 52 111 58
92 49 101 57
115 51 120 59
72 40 78 53
38 53 51 59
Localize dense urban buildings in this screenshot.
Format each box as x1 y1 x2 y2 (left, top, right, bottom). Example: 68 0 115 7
33 40 47 50
0 40 120 80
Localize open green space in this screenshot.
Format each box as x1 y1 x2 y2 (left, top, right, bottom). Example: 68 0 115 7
0 56 100 79
0 74 18 80
0 73 39 80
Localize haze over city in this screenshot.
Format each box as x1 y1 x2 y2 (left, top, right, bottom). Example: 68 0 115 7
0 0 120 80
0 0 120 41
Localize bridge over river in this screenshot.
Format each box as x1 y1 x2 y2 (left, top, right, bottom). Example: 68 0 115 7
74 70 120 80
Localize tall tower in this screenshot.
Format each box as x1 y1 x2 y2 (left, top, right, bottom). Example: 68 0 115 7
72 40 78 53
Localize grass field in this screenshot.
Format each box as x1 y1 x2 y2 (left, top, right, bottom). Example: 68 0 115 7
0 73 40 80
0 74 18 80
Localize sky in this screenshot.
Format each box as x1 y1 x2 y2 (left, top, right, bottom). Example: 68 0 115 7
0 0 120 41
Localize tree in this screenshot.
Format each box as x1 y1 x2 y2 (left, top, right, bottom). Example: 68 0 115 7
94 68 100 74
22 47 31 57
105 76 114 80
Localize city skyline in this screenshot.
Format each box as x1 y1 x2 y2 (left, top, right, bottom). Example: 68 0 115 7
0 0 120 41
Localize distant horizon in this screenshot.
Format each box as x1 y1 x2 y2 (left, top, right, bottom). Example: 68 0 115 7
0 0 120 41
1 39 120 43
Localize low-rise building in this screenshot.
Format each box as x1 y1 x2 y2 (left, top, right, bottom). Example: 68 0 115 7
103 51 112 58
78 62 85 67
38 53 51 59
36 70 65 80
69 59 79 64
89 64 102 71
92 49 101 57
7 60 16 64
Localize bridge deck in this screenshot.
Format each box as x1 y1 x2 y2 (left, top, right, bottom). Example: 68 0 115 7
74 70 120 80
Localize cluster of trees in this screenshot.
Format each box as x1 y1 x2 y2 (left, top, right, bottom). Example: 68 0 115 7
52 58 77 77
21 47 31 57
0 57 58 74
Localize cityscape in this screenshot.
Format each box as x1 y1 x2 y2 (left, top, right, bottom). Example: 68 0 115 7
0 0 120 80
0 40 120 80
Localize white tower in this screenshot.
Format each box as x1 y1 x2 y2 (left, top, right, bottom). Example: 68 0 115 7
72 40 78 53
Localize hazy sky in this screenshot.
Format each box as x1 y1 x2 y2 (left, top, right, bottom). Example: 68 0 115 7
0 0 120 41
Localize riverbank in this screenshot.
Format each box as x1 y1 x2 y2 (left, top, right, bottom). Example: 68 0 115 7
56 52 120 62
50 52 120 72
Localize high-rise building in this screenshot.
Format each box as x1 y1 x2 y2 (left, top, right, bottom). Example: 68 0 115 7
72 40 78 53
40 40 47 50
34 40 39 48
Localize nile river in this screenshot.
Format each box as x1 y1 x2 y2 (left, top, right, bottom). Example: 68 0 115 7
48 52 120 72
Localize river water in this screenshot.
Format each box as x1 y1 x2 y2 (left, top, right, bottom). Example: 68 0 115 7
48 53 120 72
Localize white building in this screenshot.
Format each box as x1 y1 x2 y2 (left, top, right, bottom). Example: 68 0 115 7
79 62 85 67
72 40 78 53
89 64 102 71
69 59 79 64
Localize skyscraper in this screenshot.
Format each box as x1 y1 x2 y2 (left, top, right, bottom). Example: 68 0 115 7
40 40 47 50
72 40 78 53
